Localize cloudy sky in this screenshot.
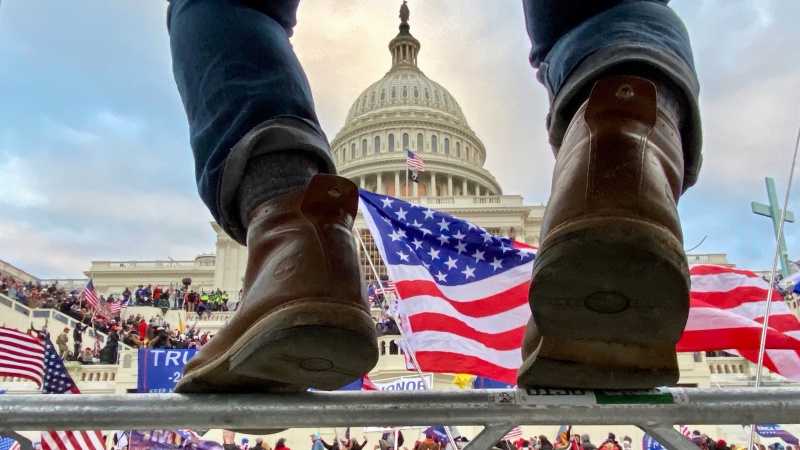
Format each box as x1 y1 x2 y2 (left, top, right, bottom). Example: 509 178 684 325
1 0 798 278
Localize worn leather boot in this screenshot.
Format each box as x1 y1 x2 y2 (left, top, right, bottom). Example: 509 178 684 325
176 174 379 394
517 76 690 389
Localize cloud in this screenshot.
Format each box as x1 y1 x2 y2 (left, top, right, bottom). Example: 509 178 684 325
0 153 47 208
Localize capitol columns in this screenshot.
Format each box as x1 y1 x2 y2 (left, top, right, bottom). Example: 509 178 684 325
476 184 481 196
377 172 383 195
360 176 366 189
462 178 468 196
395 171 401 196
430 171 437 197
447 174 453 197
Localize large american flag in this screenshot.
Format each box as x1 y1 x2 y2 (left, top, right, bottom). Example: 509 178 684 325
39 339 105 450
678 265 800 381
359 190 535 383
406 150 425 172
361 190 800 384
0 326 45 387
81 279 99 310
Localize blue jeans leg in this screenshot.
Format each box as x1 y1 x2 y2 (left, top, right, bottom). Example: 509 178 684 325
522 0 702 188
168 0 335 242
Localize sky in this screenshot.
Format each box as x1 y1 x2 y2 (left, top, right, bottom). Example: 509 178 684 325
0 0 799 278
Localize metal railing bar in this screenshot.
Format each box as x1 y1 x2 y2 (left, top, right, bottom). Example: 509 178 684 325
2 388 800 432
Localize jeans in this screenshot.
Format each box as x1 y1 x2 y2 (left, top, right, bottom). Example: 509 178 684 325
167 0 701 240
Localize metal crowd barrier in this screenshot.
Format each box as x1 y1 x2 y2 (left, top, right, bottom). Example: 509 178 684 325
2 387 800 450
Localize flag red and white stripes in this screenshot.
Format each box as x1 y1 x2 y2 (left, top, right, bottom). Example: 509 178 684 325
406 150 425 172
107 300 122 315
678 265 800 382
504 426 523 441
678 425 691 438
0 326 45 387
39 338 105 450
360 190 535 384
81 279 99 310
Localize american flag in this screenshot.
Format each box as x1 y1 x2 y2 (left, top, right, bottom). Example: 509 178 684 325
359 190 535 383
0 326 45 387
81 279 99 310
678 425 691 438
107 299 122 315
39 338 105 450
0 437 20 450
406 149 425 172
504 426 523 441
678 265 800 381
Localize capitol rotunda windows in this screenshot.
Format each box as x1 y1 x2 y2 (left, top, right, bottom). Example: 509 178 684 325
444 138 450 155
361 139 368 156
374 136 381 153
417 133 423 152
388 134 395 152
351 143 356 159
431 135 438 152
456 142 461 158
403 133 409 150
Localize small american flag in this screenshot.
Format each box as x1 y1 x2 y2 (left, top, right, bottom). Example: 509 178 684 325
678 425 691 438
81 279 99 310
0 436 20 450
504 426 523 441
406 149 425 172
107 300 122 315
0 326 45 387
39 338 106 450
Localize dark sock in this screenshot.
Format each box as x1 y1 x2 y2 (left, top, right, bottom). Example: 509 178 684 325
237 151 323 227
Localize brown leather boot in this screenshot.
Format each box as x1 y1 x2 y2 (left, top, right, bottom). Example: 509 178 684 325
176 174 379 394
517 76 690 389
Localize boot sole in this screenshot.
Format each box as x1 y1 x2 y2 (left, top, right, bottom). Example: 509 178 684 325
519 215 689 389
176 301 379 394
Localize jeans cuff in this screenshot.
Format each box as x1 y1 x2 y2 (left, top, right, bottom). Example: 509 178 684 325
547 44 702 192
218 116 337 244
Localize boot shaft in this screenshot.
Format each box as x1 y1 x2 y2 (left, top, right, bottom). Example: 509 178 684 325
542 76 685 241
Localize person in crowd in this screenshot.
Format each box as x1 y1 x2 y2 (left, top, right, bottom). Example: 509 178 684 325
350 438 369 450
253 438 270 450
580 435 596 450
79 347 94 364
570 435 584 450
599 434 621 450
56 327 71 360
148 326 173 349
28 322 49 341
418 434 439 450
311 434 325 450
538 437 553 450
321 438 339 450
276 438 291 450
72 322 87 359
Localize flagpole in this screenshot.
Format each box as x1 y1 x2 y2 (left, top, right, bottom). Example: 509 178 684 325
354 227 459 450
748 122 800 450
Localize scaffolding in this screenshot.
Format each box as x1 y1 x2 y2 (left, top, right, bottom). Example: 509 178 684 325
1 387 800 450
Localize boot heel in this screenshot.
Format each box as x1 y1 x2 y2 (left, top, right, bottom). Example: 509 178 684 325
517 333 680 389
228 301 379 390
530 215 690 347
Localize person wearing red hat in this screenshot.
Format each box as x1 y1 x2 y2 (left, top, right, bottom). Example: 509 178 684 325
56 327 70 360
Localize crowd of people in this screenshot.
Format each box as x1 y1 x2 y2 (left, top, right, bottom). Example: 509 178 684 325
0 275 223 364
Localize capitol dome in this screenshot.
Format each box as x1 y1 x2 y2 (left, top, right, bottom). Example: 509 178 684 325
331 4 502 198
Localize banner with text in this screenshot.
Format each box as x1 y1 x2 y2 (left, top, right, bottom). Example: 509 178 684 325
370 374 433 391
137 349 198 393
